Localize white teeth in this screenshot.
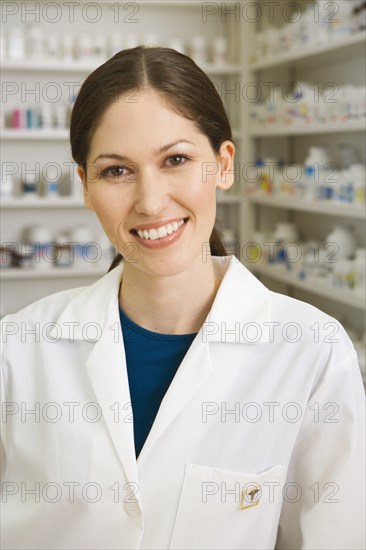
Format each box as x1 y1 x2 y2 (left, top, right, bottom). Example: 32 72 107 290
135 219 186 240
157 226 168 238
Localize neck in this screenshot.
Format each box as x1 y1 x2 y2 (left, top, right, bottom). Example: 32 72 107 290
118 255 221 335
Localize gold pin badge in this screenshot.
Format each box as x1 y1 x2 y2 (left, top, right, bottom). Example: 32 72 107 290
240 482 262 510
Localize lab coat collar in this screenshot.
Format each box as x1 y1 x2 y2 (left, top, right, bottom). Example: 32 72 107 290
51 255 272 344
207 255 272 343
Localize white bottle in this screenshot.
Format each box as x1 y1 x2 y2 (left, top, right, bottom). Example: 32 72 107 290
46 34 60 60
55 103 67 128
8 27 25 60
190 36 207 65
69 225 95 268
41 102 53 129
27 25 44 60
304 147 332 201
109 32 123 56
62 33 74 61
77 33 93 61
212 37 227 65
325 225 357 261
168 39 185 54
0 174 14 198
93 33 107 62
24 224 55 270
329 0 354 38
144 33 158 47
125 34 139 49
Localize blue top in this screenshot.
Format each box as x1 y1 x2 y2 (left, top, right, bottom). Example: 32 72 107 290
119 307 197 458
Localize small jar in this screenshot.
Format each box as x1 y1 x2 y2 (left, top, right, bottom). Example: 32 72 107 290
0 246 14 269
22 173 38 199
56 244 72 267
23 225 56 270
273 222 299 265
18 250 36 269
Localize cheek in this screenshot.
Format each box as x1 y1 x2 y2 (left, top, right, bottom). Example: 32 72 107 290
88 188 128 229
182 165 217 204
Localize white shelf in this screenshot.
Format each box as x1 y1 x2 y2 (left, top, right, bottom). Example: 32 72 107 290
2 127 241 142
248 193 366 220
250 32 366 71
1 60 240 75
1 129 69 140
1 267 107 280
1 195 240 209
1 197 84 209
252 263 366 311
249 119 366 137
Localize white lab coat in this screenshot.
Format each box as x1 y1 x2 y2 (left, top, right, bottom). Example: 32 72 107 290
1 255 365 550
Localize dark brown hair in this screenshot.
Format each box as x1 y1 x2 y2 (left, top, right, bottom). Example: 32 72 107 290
70 46 233 270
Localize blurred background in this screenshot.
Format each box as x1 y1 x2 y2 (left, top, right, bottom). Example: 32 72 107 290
1 0 365 381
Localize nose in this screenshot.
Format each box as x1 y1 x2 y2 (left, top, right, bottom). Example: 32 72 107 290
133 168 170 216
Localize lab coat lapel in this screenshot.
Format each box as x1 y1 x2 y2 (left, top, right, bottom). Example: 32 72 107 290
50 264 139 485
84 308 139 486
137 333 213 464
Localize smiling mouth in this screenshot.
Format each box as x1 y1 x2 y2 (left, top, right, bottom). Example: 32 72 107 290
131 218 189 241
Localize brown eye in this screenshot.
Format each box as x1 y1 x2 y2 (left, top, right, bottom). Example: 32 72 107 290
166 154 188 167
102 165 129 178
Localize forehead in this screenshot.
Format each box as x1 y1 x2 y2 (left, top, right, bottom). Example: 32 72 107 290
90 89 202 151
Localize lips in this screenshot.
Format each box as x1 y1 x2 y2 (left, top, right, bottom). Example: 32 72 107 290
130 217 188 248
131 217 188 232
130 218 189 239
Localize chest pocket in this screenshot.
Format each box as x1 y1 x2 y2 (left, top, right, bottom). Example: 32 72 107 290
169 463 285 550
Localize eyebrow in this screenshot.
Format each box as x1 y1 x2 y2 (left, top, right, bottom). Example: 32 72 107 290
92 139 196 163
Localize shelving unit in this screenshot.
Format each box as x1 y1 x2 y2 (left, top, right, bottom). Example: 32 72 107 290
248 193 365 219
250 31 366 70
1 60 241 75
241 1 366 338
252 263 365 311
0 1 245 315
249 119 365 137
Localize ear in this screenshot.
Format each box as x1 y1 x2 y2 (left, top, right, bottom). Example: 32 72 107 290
77 165 95 212
216 140 235 191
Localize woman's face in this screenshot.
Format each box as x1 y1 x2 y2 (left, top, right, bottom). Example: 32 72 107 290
78 89 235 277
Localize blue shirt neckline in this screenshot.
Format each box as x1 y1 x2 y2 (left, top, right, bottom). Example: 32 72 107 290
119 306 198 341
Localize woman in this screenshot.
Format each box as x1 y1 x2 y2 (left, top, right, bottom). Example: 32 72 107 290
1 47 365 550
